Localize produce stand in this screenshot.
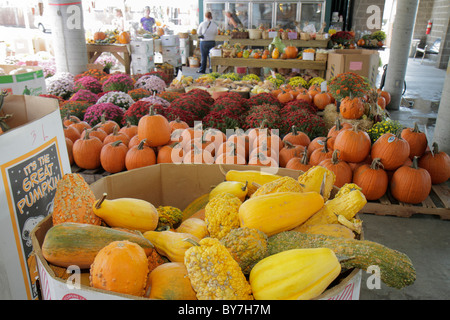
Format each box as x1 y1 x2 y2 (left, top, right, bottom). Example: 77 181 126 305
213 35 330 49
86 44 131 74
211 57 327 77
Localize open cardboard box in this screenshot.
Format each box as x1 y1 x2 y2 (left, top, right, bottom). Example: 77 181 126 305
31 164 362 300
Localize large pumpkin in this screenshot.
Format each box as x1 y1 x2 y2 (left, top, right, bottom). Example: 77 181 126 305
390 156 432 204
418 142 450 184
137 107 171 147
371 131 410 171
319 149 353 188
340 96 365 119
333 125 371 163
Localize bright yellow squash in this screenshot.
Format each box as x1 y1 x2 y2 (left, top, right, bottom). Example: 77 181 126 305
92 193 158 232
238 191 324 236
249 248 341 300
298 166 336 201
224 169 282 195
210 181 248 201
143 230 199 262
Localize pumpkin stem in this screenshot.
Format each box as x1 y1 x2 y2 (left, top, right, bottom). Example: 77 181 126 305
370 158 384 170
241 180 249 192
300 146 309 165
319 172 327 198
95 193 107 209
111 140 122 147
291 125 298 135
412 122 421 133
83 128 91 140
411 156 420 169
284 140 295 149
112 124 119 135
431 142 439 155
331 149 340 165
137 139 147 150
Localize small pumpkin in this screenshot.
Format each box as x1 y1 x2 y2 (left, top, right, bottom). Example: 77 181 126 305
284 45 298 59
81 126 107 143
340 96 365 119
390 156 432 204
169 117 189 132
72 129 103 169
100 140 128 173
283 126 310 147
401 123 428 159
97 113 119 135
353 158 388 200
327 118 352 150
93 31 106 41
319 149 353 188
119 121 138 139
279 141 305 168
157 142 184 164
125 139 156 170
285 147 312 172
65 137 74 165
309 137 333 166
418 142 450 184
277 91 294 104
313 92 332 110
63 123 81 143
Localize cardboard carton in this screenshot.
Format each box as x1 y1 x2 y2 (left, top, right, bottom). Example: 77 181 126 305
326 49 380 86
0 95 72 299
31 164 362 300
0 65 47 96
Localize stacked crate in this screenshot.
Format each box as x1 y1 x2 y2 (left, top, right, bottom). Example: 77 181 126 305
130 39 154 74
160 35 182 68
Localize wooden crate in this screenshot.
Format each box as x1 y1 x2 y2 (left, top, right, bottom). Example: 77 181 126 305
361 183 450 220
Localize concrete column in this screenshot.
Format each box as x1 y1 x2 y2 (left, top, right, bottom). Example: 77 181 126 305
48 0 88 75
433 57 450 153
384 0 419 110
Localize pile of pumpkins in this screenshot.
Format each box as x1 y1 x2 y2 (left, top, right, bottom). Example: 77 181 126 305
88 30 130 45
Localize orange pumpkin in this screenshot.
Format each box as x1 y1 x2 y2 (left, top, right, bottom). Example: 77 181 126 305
285 147 312 172
418 142 450 184
157 142 184 164
400 123 428 159
319 149 353 188
277 91 294 104
118 31 130 44
313 92 332 110
103 125 130 147
371 132 410 171
125 139 156 170
279 141 305 168
326 118 352 149
72 130 103 169
65 138 74 165
309 139 333 166
377 89 391 105
340 96 365 119
93 31 106 41
333 125 371 163
100 140 128 173
377 96 386 109
390 156 432 204
353 158 388 200
119 122 138 139
137 107 171 147
282 126 310 147
284 45 298 59
81 126 107 143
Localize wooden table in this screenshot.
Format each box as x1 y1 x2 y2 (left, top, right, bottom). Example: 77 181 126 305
86 44 131 74
210 57 327 77
190 35 330 49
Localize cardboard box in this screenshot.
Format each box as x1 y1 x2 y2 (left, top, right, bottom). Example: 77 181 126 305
0 65 47 96
161 46 180 56
160 35 180 47
130 40 154 55
131 61 155 75
0 95 72 299
31 164 362 300
326 49 380 86
163 56 182 67
131 54 154 65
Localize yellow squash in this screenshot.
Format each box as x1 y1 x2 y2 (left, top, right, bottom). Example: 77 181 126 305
224 169 281 195
143 230 199 262
296 189 367 231
209 181 249 201
176 217 209 239
298 166 336 201
238 191 324 236
249 248 341 300
92 193 158 232
251 176 303 198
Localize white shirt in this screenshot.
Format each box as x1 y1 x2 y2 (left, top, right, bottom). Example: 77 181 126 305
198 19 218 41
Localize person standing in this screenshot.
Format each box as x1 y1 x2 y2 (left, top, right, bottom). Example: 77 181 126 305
112 8 125 32
196 11 218 74
140 6 155 32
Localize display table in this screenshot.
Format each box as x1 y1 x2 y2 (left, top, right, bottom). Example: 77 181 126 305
86 44 131 74
190 35 330 49
210 57 327 77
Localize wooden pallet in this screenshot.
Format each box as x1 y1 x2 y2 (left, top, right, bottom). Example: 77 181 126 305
361 183 450 220
71 165 111 185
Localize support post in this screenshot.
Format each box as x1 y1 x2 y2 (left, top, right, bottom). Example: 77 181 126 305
384 0 419 110
433 57 450 153
48 0 88 75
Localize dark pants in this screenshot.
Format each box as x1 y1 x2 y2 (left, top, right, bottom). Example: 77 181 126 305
199 40 215 73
